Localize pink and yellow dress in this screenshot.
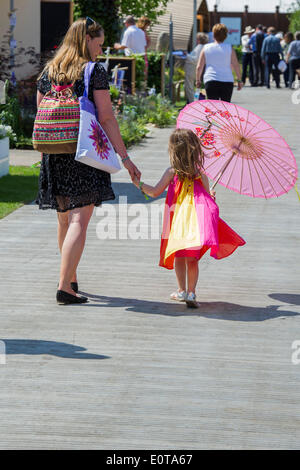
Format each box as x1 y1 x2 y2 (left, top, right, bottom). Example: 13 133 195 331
160 174 246 270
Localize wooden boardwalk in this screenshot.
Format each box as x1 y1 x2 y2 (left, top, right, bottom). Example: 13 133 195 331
0 86 299 449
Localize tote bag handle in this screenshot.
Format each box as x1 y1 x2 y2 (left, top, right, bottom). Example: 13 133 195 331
83 61 97 98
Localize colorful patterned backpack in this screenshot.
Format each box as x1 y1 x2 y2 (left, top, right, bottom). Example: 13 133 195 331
32 82 80 154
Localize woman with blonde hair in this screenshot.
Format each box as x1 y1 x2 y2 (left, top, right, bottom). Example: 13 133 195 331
196 23 243 102
36 17 141 304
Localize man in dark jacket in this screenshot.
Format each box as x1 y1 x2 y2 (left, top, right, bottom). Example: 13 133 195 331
261 27 284 88
249 24 266 86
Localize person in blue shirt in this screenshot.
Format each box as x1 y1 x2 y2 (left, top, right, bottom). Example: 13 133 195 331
261 26 284 88
249 24 267 86
286 31 300 89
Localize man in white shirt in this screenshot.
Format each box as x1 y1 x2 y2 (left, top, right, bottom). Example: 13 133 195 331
241 26 255 85
184 32 208 103
114 16 146 56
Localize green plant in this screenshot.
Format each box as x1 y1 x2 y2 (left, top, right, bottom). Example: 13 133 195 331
0 93 22 146
117 115 149 147
0 124 16 142
121 93 177 127
109 85 120 102
73 0 120 47
117 0 170 24
134 52 166 92
173 66 185 82
114 91 177 146
0 166 40 219
289 1 300 32
233 45 242 64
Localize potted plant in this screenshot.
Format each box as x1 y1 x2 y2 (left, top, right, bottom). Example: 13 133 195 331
0 125 16 178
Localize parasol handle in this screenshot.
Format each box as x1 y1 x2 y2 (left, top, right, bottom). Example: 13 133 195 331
210 150 237 191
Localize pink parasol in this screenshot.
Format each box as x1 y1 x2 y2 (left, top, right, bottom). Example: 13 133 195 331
177 100 298 198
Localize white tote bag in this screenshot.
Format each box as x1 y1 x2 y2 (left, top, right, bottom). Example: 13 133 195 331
75 62 121 174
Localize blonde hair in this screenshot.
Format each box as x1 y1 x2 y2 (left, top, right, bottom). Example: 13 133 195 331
137 16 151 31
169 128 204 181
213 23 228 43
40 18 104 83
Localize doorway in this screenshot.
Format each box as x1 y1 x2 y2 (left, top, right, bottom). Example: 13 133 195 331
41 1 71 53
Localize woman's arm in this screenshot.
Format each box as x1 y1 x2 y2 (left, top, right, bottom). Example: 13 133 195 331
37 91 44 108
231 48 243 90
93 89 141 180
195 49 206 88
133 167 175 198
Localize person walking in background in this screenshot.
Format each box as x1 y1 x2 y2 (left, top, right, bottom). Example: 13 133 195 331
184 32 208 103
281 32 294 87
114 15 146 56
137 16 151 83
286 31 300 89
196 23 243 102
261 27 284 89
241 26 255 86
36 18 141 304
249 24 266 86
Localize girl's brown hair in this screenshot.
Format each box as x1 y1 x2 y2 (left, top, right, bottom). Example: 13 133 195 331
137 16 151 31
40 18 104 83
169 128 204 181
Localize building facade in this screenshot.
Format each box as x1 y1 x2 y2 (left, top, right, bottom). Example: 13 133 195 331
149 0 290 52
0 0 73 79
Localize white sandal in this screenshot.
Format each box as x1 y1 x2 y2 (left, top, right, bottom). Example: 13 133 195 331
185 292 198 308
170 290 187 302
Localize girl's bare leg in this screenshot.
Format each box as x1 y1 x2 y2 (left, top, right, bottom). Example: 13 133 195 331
186 257 199 294
58 204 94 295
57 211 77 283
174 257 187 292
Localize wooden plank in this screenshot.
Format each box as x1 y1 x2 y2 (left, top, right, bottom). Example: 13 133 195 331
0 86 299 449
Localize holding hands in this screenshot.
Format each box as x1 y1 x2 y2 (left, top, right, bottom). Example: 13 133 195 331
131 172 141 188
122 157 141 182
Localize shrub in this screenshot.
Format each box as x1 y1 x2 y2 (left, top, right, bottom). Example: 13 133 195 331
133 52 166 93
233 45 242 64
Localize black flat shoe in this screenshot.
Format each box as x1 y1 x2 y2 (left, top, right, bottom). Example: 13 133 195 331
71 282 78 293
56 290 88 305
57 282 79 293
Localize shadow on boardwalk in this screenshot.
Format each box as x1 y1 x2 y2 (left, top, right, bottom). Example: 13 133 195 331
81 292 299 322
0 339 110 359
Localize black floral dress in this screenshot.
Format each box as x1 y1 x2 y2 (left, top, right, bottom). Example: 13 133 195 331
36 63 115 212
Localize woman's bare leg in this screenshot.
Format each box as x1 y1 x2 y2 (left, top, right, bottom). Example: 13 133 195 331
174 257 187 292
58 204 94 295
57 211 77 283
186 257 199 294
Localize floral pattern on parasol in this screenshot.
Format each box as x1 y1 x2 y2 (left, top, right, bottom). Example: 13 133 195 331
177 100 298 199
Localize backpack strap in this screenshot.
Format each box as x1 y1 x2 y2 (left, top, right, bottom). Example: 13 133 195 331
83 61 97 98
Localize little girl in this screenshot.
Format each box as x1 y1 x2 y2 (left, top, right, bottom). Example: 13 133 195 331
132 128 245 308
